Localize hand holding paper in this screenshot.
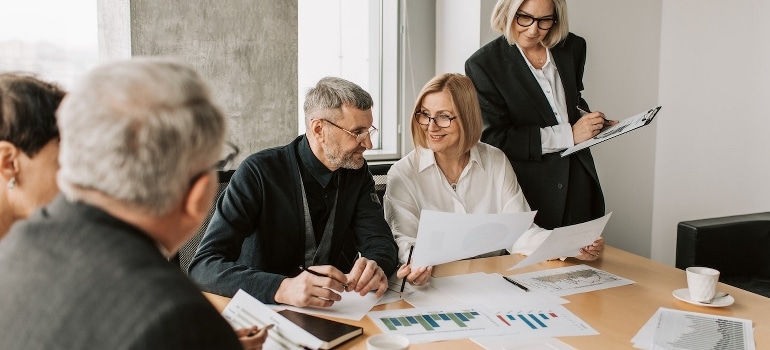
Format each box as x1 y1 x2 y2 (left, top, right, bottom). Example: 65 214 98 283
508 212 612 270
410 210 537 269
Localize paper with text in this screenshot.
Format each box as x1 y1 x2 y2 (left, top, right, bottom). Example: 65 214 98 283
508 265 635 296
508 213 611 271
411 210 536 269
222 289 323 350
276 289 381 321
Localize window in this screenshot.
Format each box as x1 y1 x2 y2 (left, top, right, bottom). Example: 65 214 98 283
0 1 98 88
298 0 399 160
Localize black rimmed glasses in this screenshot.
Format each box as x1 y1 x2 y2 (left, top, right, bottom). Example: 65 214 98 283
414 111 457 128
319 119 378 143
515 13 557 30
216 141 239 170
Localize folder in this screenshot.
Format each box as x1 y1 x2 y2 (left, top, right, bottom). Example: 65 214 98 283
561 106 662 157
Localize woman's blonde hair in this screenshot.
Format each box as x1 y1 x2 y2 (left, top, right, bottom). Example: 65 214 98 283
411 73 482 158
490 0 569 48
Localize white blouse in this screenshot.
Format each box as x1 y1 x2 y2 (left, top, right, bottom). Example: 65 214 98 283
383 142 551 263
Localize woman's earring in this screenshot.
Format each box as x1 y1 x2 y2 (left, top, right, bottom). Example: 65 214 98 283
7 177 16 190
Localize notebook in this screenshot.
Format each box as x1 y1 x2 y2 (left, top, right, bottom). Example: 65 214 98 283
277 309 363 349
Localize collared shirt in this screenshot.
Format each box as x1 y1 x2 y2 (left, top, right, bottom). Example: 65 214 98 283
297 137 338 242
383 142 551 263
515 45 574 153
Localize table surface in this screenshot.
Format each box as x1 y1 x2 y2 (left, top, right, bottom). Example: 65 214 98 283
204 246 770 349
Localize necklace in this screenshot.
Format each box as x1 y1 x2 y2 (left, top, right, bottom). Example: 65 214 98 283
437 154 469 192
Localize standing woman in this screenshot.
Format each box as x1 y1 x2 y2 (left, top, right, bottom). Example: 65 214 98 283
0 73 64 238
465 0 616 229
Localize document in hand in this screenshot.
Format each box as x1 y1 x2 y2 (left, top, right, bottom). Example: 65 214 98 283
222 289 362 350
561 106 662 157
410 210 537 269
508 212 612 271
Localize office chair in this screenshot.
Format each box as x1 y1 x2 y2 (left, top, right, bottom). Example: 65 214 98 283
172 170 235 273
368 163 392 204
676 212 770 298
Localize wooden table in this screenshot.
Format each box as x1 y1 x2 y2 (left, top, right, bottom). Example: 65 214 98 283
205 246 770 349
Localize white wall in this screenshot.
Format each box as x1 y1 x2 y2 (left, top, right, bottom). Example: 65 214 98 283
567 0 662 258
652 0 770 264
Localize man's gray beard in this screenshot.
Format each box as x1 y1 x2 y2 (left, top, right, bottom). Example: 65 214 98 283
325 148 364 170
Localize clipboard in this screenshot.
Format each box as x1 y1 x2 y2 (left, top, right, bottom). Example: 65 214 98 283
561 106 662 157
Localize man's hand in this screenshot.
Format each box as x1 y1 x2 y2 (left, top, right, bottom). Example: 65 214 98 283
345 257 388 297
273 265 347 307
235 324 271 350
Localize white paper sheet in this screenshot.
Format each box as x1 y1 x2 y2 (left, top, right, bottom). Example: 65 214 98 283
508 213 611 271
429 272 567 308
508 265 635 296
561 106 661 157
367 304 596 344
411 210 537 269
222 289 323 350
471 337 576 350
631 307 755 350
275 289 381 321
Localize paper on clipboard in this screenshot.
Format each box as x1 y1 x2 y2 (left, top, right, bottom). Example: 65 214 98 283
561 106 662 157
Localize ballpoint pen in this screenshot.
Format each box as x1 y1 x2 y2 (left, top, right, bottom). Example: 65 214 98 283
578 105 611 126
502 275 529 292
399 245 415 297
300 266 348 290
246 323 274 337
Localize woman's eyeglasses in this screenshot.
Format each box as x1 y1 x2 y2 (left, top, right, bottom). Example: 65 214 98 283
515 13 556 30
414 111 457 128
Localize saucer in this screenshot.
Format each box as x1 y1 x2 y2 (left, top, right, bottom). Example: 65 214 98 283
672 288 734 307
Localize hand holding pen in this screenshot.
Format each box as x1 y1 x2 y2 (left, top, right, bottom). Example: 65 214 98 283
574 106 618 144
396 245 432 289
272 265 348 308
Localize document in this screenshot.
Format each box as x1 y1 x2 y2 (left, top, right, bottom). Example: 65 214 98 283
507 265 635 296
367 304 596 344
561 106 662 157
277 290 381 321
410 210 537 269
631 307 755 350
471 337 576 350
508 212 612 271
222 289 323 350
429 272 567 308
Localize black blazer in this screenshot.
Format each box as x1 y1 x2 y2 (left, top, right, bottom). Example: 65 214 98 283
465 33 604 229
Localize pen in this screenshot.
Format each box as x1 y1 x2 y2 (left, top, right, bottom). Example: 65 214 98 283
399 245 415 297
502 275 529 292
247 323 274 337
578 105 612 126
300 266 348 290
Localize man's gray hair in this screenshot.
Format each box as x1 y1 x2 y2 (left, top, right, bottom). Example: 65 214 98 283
56 57 226 215
303 77 373 126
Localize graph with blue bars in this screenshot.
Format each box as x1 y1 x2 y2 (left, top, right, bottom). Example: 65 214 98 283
380 311 485 331
495 311 558 330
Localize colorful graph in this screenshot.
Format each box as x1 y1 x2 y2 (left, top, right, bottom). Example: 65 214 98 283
496 311 558 330
380 311 482 331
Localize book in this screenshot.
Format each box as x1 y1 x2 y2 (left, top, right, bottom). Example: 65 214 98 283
561 105 662 156
277 309 363 349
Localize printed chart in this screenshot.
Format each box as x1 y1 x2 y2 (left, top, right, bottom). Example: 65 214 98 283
368 304 596 344
510 264 634 296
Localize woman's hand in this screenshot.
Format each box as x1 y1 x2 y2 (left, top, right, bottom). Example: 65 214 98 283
576 237 605 261
396 263 433 287
572 112 618 144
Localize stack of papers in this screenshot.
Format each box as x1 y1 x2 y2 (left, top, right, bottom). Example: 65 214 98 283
632 307 755 350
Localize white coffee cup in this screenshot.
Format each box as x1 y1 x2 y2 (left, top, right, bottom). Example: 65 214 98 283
685 266 720 302
366 334 410 350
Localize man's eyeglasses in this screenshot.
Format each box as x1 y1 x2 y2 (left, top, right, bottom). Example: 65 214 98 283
515 13 557 30
216 141 239 170
319 119 378 143
414 111 457 128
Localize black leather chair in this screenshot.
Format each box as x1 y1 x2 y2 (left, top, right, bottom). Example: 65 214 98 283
676 212 770 298
172 170 235 273
368 163 392 204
